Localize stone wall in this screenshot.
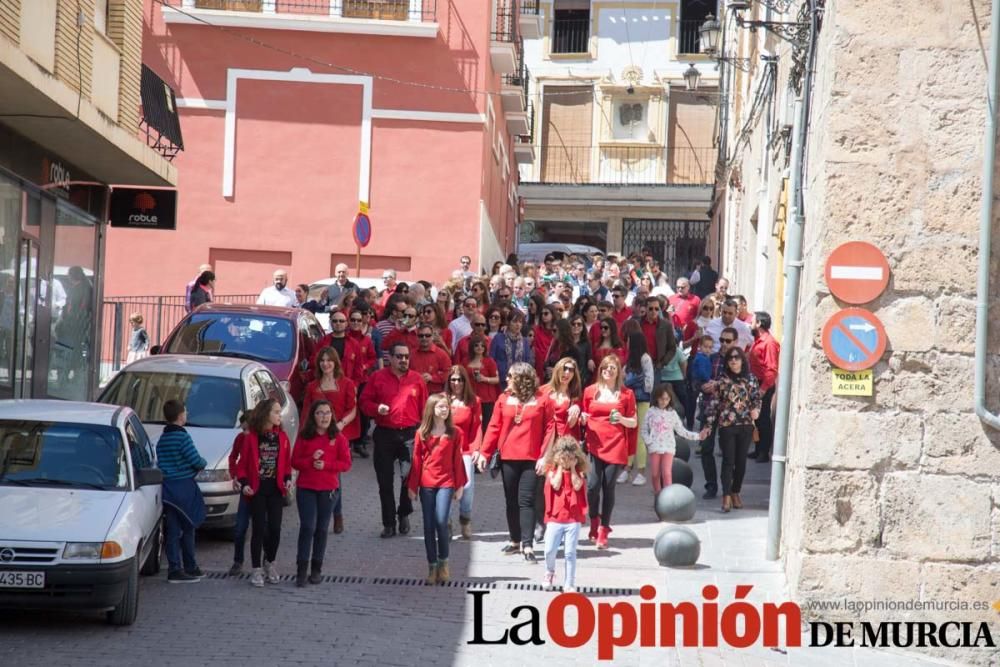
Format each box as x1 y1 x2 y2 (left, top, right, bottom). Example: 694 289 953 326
781 0 1000 663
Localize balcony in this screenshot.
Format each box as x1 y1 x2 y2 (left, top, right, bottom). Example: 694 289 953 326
513 101 535 165
551 14 589 55
162 0 439 38
519 0 542 39
527 144 716 185
490 0 520 74
677 19 705 55
500 59 528 113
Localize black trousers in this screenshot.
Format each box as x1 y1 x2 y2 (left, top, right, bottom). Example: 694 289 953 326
481 401 495 434
250 479 283 568
372 426 415 527
587 454 624 526
719 424 754 495
701 424 719 495
500 459 540 547
753 387 776 459
353 383 371 447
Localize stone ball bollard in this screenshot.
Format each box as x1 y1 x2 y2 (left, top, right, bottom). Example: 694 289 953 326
670 458 694 488
675 438 692 462
653 526 701 567
654 484 697 522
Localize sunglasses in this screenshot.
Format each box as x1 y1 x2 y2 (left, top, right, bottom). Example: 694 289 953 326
562 365 576 372
331 319 347 324
571 321 583 327
720 338 735 344
350 318 363 323
473 322 487 328
449 377 464 383
404 312 417 318
648 306 660 312
600 325 610 331
727 356 742 362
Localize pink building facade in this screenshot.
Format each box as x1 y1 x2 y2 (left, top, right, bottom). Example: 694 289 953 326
105 0 535 296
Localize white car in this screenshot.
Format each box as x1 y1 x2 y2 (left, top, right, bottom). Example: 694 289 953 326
0 400 163 626
98 355 299 528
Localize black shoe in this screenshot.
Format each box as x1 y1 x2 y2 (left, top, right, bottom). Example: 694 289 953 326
500 543 520 555
167 570 200 584
309 560 323 585
183 566 204 578
296 561 308 588
702 490 717 500
398 516 410 535
756 455 770 463
227 562 243 577
380 525 397 538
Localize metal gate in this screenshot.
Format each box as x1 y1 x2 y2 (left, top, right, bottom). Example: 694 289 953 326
621 219 709 281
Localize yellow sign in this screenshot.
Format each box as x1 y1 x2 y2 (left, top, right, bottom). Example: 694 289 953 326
359 201 369 215
832 368 873 396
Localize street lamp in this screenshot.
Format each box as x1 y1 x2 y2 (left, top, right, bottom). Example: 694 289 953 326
698 14 720 55
683 63 702 91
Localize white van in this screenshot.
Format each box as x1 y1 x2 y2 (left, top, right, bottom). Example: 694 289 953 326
516 243 604 267
0 400 163 626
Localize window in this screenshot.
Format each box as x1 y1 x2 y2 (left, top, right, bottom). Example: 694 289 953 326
612 98 650 141
552 1 590 54
680 0 715 55
0 420 128 490
99 371 244 430
163 313 295 363
125 414 154 471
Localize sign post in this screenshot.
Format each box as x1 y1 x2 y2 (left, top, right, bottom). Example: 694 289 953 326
824 241 890 304
353 201 372 278
821 308 887 371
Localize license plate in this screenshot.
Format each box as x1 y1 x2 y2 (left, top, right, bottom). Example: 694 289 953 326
0 571 45 588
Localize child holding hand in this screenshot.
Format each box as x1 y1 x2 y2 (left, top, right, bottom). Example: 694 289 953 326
642 384 703 494
542 436 589 593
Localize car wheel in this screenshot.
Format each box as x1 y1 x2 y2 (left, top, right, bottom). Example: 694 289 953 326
107 559 140 626
140 518 162 576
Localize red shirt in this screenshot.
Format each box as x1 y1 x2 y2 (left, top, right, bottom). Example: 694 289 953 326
450 399 482 454
532 328 554 380
301 377 360 441
542 386 582 441
227 432 246 479
315 334 365 385
593 345 626 369
291 432 352 491
235 428 292 496
544 470 588 523
749 329 780 393
347 329 377 378
612 307 631 330
410 345 453 394
466 357 500 404
359 368 428 429
669 293 701 329
480 391 556 462
641 319 659 364
382 329 419 359
582 385 637 466
407 431 467 492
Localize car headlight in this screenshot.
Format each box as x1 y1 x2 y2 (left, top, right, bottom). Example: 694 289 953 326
63 542 123 560
195 468 232 483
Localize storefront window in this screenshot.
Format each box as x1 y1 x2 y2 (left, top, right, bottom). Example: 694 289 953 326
0 176 20 389
47 203 97 400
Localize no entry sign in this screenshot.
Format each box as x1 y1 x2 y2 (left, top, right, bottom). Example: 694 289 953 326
824 241 890 304
821 308 887 371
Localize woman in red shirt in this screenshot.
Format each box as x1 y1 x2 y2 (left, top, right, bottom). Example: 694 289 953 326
532 305 557 380
543 357 583 442
301 347 358 535
420 302 453 353
476 362 556 562
406 394 467 585
592 317 627 372
447 366 481 540
465 334 501 428
581 355 638 550
291 400 352 587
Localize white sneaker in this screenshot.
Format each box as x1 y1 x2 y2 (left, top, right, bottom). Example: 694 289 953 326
542 571 555 590
616 469 630 484
565 585 577 593
264 561 279 584
631 473 647 486
250 568 264 588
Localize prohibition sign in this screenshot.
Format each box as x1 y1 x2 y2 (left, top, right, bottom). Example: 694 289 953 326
824 241 890 304
353 212 372 248
821 308 887 371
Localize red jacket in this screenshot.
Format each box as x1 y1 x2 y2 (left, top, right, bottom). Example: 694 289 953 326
235 428 293 496
382 328 419 359
582 385 637 466
410 345 453 394
451 399 481 454
315 334 365 385
301 377 360 441
532 328 554 380
359 368 428 429
291 432 352 491
543 386 582 441
480 391 556 462
227 431 247 479
544 470 588 523
347 329 378 378
749 330 780 393
406 431 467 493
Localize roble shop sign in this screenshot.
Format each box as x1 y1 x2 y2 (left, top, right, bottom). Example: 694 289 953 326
109 187 177 230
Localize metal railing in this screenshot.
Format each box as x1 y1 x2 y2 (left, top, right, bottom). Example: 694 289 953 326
492 0 519 42
99 294 258 384
678 19 705 55
551 16 589 54
519 100 535 142
528 145 716 185
520 0 539 16
181 0 437 22
501 59 530 105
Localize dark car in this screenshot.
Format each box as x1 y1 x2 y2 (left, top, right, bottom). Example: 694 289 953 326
155 304 324 404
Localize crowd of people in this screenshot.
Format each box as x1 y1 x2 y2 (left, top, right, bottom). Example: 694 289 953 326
166 250 780 590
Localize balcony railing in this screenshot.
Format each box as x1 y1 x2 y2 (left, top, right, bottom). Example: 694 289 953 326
551 16 590 54
520 0 539 16
182 0 437 22
678 19 704 55
528 145 716 185
520 101 535 142
492 0 519 42
502 59 530 104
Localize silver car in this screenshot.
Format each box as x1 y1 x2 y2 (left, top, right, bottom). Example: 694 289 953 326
98 355 298 528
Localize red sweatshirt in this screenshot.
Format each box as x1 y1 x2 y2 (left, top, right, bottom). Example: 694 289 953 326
235 428 293 496
291 432 352 491
544 470 588 523
410 345 453 394
479 391 556 462
582 385 638 466
227 431 246 479
451 399 482 454
301 377 360 441
359 368 428 429
406 431 467 493
347 329 377 378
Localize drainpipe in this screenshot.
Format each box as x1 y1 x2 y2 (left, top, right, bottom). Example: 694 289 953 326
975 0 1000 431
765 0 818 561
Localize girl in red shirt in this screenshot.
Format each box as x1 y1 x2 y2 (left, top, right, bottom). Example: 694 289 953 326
291 400 352 587
581 355 638 549
407 394 467 585
542 436 589 593
465 334 501 428
592 317 627 373
446 365 481 540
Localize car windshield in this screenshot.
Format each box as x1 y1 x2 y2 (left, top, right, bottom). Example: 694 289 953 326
0 421 128 490
164 313 294 363
100 372 243 429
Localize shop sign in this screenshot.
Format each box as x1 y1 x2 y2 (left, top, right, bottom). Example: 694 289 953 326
108 187 177 230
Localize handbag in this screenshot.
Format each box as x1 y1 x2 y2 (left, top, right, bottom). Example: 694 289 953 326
488 450 501 479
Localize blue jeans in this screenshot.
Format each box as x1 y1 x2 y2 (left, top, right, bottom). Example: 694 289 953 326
296 488 337 563
164 505 197 573
459 454 474 519
419 487 454 564
544 521 580 587
232 497 251 564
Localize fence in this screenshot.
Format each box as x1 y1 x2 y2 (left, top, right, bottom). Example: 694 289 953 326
677 19 705 55
530 145 717 185
174 0 437 22
551 17 590 54
99 294 258 384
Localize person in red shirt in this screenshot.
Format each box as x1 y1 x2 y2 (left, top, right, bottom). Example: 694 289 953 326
532 306 557 380
410 324 453 393
581 355 638 550
406 394 467 585
360 342 429 538
592 317 627 371
419 303 453 353
668 278 702 331
476 362 556 562
610 288 631 330
316 312 365 386
749 311 780 463
454 314 487 365
235 399 292 587
446 366 481 539
381 304 420 362
543 357 583 442
291 399 352 587
465 334 500 427
735 295 754 324
541 436 589 592
347 305 378 460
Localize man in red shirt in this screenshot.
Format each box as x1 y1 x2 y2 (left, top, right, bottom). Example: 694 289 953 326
360 342 429 537
410 325 453 393
610 288 631 330
749 312 780 463
640 296 673 375
668 277 701 331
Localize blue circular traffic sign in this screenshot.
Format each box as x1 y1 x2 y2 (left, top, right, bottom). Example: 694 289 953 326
821 308 887 371
353 212 371 248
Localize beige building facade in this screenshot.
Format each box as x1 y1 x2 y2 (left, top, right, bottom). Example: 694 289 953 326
711 0 1000 663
